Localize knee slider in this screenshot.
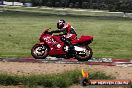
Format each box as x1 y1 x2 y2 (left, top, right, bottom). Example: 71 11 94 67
60 36 66 42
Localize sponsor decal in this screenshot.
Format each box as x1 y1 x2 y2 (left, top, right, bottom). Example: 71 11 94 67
56 44 61 48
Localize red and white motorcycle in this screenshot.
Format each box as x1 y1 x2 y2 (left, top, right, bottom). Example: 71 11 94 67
31 29 93 61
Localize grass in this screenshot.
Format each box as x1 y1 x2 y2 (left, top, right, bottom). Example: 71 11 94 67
0 7 132 58
0 70 114 88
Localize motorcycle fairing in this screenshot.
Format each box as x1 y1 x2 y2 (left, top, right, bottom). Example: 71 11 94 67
39 31 93 56
71 36 93 44
41 35 66 55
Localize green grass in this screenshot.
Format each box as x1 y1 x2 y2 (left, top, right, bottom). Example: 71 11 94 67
0 7 132 58
0 70 114 87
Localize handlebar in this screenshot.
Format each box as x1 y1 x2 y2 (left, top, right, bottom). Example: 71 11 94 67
43 28 54 35
44 28 51 33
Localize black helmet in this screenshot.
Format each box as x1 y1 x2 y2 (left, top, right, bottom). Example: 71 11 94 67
57 19 65 29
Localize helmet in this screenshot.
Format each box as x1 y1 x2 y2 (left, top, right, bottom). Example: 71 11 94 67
57 19 65 29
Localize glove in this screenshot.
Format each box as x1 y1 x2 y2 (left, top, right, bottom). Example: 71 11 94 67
47 31 53 34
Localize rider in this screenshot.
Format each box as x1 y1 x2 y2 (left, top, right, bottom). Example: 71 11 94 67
49 19 77 53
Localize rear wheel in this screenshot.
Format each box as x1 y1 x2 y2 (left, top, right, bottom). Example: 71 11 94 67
75 46 92 61
31 44 49 59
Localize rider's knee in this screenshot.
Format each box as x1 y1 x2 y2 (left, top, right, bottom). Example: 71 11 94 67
60 36 66 42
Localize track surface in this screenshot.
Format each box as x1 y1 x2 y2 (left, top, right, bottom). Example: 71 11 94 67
0 57 132 67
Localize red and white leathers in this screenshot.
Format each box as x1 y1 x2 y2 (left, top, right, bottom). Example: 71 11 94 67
60 23 77 41
49 21 77 53
51 22 77 42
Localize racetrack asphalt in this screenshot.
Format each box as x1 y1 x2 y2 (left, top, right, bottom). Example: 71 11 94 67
0 57 132 67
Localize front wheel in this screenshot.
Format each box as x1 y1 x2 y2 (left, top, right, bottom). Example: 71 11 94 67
75 46 92 61
31 44 49 59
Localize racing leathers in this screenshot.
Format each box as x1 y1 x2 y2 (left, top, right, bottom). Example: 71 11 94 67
50 23 77 53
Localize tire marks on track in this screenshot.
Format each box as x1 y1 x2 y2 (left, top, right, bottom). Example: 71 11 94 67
0 57 132 67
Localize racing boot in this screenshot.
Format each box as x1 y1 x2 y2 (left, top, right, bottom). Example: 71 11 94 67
60 36 75 54
65 40 75 54
68 44 75 54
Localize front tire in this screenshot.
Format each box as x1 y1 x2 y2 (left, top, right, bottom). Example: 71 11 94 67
31 44 49 59
75 46 92 61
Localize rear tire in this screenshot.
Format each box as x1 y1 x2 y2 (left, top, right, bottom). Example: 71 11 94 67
31 44 49 59
75 46 92 61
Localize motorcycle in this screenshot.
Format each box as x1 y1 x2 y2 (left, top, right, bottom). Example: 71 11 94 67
31 28 93 61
